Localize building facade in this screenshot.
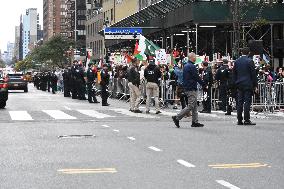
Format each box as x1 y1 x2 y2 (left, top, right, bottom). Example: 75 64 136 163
22 8 38 59
14 26 21 60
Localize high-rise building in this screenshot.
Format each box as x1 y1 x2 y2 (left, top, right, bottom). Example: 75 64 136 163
6 42 14 62
65 0 86 50
43 0 54 41
14 26 21 60
22 8 38 59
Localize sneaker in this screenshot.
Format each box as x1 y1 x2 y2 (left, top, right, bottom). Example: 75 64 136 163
172 116 180 128
244 120 256 126
191 122 204 127
134 110 143 113
156 111 162 114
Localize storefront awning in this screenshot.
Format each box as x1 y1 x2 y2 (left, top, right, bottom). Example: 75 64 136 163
111 0 193 27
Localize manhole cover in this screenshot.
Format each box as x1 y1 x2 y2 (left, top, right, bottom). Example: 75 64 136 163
58 135 96 139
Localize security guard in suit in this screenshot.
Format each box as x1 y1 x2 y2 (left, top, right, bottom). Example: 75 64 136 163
233 47 257 125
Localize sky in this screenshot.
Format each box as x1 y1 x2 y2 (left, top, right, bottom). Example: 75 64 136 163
0 0 43 52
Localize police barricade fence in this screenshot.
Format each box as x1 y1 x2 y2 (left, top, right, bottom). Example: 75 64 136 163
252 82 284 112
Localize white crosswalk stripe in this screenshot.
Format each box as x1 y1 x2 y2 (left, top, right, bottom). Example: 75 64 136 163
9 111 33 121
77 110 114 119
42 110 76 120
111 108 159 119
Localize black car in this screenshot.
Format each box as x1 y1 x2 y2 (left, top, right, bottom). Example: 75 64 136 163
6 73 28 92
0 77 8 108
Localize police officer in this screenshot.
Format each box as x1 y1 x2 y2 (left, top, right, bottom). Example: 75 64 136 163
200 61 213 113
87 63 99 103
76 64 86 100
215 59 229 112
47 71 52 92
226 61 236 115
144 59 162 114
100 64 110 106
71 61 78 99
50 71 58 94
62 68 71 97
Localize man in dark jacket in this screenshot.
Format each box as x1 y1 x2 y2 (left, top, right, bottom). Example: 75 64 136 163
233 47 257 125
172 52 204 128
62 68 71 97
100 64 110 106
128 58 142 113
200 61 213 113
87 63 99 103
144 59 161 114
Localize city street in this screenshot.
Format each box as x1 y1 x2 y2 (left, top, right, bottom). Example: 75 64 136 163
0 84 283 189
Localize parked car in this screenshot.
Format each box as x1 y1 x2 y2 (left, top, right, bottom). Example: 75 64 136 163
0 77 8 108
6 73 28 92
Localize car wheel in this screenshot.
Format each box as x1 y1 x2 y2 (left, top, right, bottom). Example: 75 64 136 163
0 101 6 109
24 87 28 93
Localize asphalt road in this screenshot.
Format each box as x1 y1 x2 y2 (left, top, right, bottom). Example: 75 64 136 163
0 84 283 189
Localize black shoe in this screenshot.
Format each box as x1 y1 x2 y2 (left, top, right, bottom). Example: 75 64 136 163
225 112 231 115
172 116 180 128
145 111 150 114
200 110 211 113
93 101 100 104
173 106 178 110
102 104 110 106
129 109 134 112
134 110 143 113
237 121 244 125
244 120 256 125
156 111 162 114
191 122 204 127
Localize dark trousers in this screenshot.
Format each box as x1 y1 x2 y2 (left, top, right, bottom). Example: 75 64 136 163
219 85 227 111
87 82 98 102
51 83 57 94
202 87 211 112
237 89 253 122
101 85 108 105
64 82 71 97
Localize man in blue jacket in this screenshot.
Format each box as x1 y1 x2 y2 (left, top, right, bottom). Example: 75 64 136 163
172 53 204 128
233 47 257 125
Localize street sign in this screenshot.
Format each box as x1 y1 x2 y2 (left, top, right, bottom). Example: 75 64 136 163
104 27 142 40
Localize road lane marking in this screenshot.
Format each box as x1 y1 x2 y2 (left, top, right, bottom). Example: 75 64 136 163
111 108 158 119
216 180 240 189
58 168 117 174
177 160 196 168
148 146 162 152
63 106 72 110
113 129 120 132
9 111 33 121
101 125 110 128
77 110 115 119
127 137 136 141
209 163 268 169
42 110 76 120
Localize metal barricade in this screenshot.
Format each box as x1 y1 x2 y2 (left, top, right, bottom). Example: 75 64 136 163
252 82 284 112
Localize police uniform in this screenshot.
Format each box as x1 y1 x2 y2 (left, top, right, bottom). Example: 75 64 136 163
201 64 213 113
215 64 229 112
87 65 99 103
100 65 110 106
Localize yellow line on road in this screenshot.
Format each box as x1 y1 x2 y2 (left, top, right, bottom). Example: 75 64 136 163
209 163 269 169
208 163 262 167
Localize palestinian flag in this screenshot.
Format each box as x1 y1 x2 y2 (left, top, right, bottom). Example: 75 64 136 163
133 40 143 61
137 35 160 58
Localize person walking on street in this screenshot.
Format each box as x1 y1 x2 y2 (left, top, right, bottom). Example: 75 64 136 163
127 58 142 113
172 53 205 128
144 59 162 114
233 47 257 125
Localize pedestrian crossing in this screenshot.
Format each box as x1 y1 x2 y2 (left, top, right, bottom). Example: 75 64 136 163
4 108 229 122
5 108 162 122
